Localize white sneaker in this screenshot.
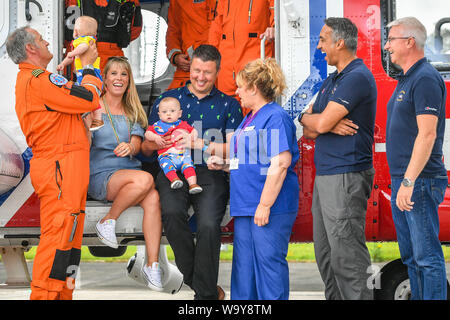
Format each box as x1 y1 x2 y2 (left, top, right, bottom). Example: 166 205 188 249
142 262 164 292
95 219 118 249
170 179 183 189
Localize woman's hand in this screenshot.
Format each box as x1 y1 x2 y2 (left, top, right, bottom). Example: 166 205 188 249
172 130 205 151
254 203 271 227
114 142 133 157
207 155 227 171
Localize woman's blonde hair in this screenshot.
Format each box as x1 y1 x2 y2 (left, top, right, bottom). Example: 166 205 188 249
103 57 148 128
236 58 287 101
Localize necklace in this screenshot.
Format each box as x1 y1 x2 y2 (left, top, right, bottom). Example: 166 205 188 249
102 96 131 145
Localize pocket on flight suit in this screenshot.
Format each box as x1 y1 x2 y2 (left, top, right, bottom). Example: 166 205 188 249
47 153 87 282
48 212 82 282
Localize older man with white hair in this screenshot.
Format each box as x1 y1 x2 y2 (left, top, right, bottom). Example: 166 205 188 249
385 17 448 300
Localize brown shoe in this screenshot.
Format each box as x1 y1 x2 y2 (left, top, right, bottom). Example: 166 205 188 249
189 184 203 194
90 119 104 131
217 285 225 300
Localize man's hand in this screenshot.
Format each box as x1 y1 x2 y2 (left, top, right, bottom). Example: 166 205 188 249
261 27 275 41
141 135 172 157
396 185 415 212
78 41 98 67
144 131 169 149
153 135 167 148
330 118 359 136
174 53 190 72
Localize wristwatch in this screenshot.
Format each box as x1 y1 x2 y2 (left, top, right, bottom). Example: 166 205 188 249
84 64 94 71
401 178 414 187
202 139 210 152
298 108 308 124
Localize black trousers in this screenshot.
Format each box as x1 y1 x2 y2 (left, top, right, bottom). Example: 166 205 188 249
155 166 229 300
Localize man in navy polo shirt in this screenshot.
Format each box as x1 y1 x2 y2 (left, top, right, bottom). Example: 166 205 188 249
141 44 242 300
385 17 447 300
299 17 377 300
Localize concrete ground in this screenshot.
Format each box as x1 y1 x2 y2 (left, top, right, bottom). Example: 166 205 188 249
0 261 326 300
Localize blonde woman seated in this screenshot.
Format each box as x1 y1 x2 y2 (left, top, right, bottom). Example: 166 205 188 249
208 58 299 300
87 57 163 291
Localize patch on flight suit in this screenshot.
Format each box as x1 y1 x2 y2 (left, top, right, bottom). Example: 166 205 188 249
49 73 69 87
31 69 44 78
69 85 94 102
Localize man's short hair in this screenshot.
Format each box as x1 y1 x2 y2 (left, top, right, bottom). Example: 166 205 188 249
192 44 221 71
387 17 427 49
324 17 358 54
6 27 36 64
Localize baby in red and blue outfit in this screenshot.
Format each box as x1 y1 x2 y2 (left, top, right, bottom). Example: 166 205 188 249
145 97 202 194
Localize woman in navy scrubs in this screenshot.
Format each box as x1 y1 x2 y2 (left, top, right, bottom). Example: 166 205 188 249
208 58 299 300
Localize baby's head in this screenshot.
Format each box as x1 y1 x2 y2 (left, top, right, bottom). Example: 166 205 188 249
73 16 98 39
158 97 182 123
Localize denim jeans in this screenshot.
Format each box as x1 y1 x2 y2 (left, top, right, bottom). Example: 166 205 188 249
391 177 448 300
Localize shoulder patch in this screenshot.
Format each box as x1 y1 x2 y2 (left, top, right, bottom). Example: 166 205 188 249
49 73 68 87
31 69 44 78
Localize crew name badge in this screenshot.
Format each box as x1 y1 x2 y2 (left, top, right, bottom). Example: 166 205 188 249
229 157 239 170
244 125 255 132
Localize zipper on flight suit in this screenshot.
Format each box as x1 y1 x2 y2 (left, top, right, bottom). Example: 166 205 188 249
55 160 63 200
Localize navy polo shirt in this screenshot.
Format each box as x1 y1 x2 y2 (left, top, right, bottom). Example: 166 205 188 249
386 58 447 179
142 82 243 166
312 58 377 175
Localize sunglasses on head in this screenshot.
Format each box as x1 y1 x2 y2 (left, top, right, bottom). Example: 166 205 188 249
107 56 129 62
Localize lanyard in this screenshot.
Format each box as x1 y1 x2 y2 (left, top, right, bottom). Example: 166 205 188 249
233 109 260 155
102 96 131 145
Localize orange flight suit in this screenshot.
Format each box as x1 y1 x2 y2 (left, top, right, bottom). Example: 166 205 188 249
15 63 102 300
166 0 218 90
209 0 274 100
65 0 142 73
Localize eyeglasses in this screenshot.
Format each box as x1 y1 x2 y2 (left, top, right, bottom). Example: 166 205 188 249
387 36 414 44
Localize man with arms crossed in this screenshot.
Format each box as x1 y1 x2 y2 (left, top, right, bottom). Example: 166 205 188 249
385 17 448 300
299 17 377 300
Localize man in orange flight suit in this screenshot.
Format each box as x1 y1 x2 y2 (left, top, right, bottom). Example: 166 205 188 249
65 0 142 72
166 0 218 90
6 27 102 300
208 0 274 109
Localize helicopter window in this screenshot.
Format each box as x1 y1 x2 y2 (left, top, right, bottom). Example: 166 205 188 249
383 0 450 74
0 1 10 55
124 9 170 84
